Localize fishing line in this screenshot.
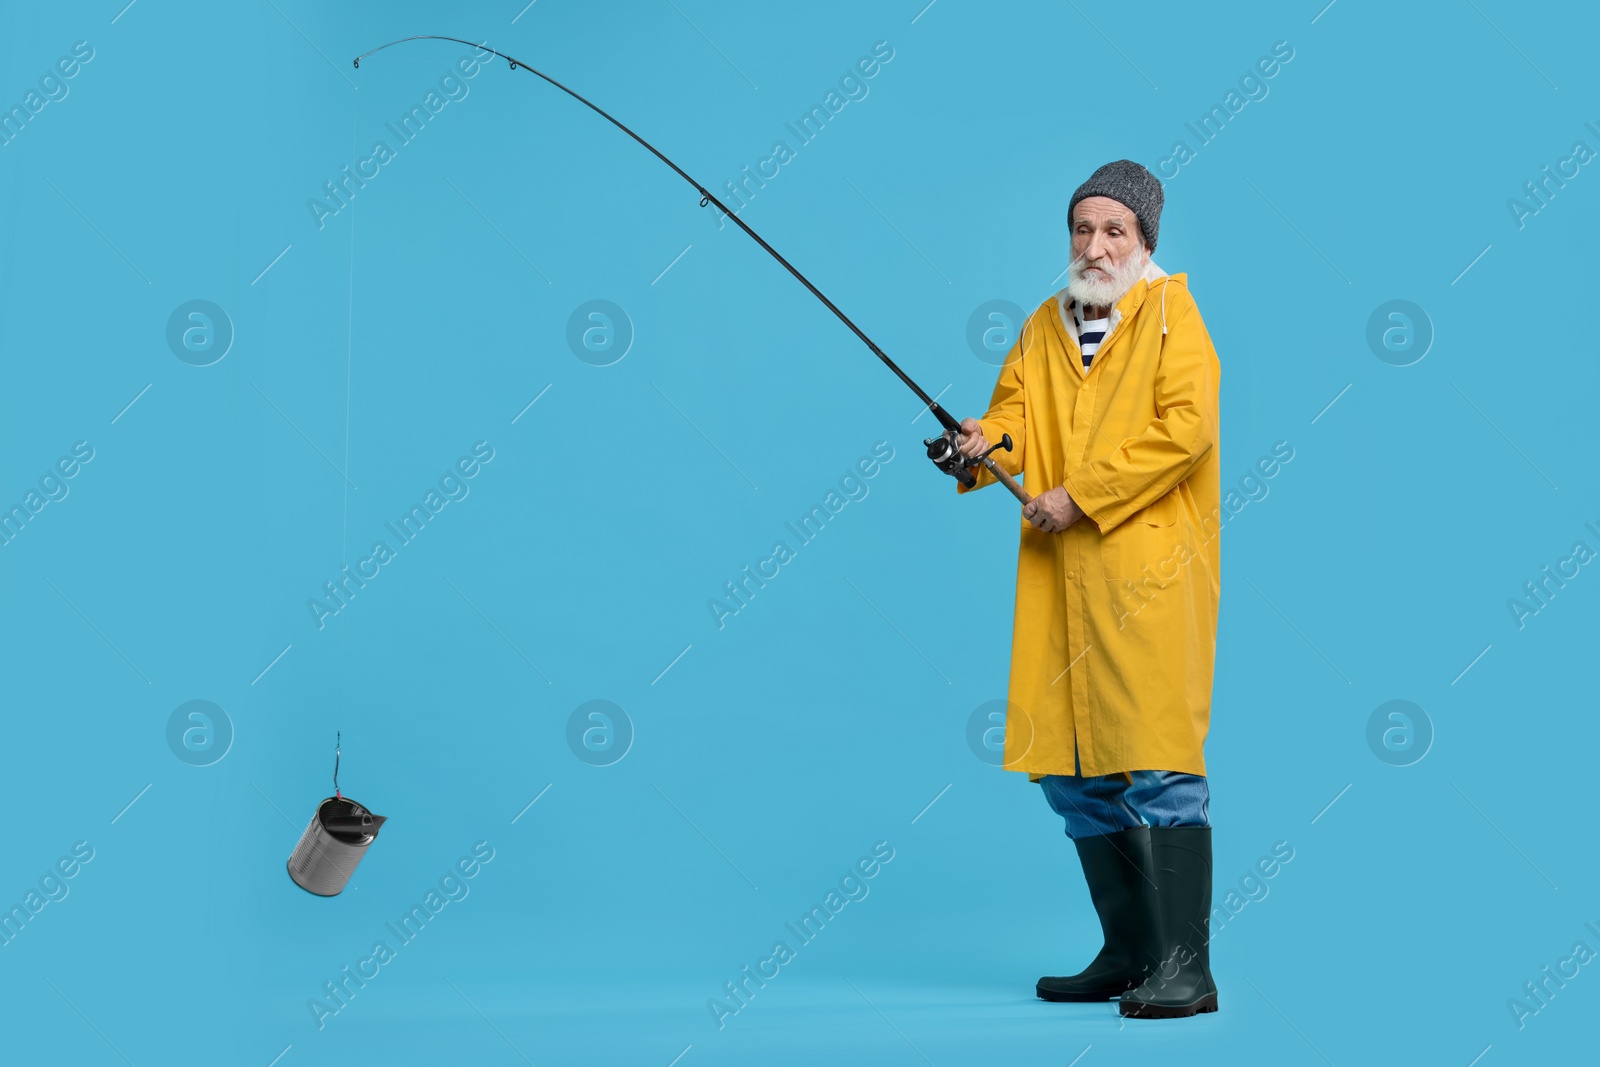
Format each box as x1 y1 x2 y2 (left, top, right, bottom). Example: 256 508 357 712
283 36 1030 898
351 35 1029 499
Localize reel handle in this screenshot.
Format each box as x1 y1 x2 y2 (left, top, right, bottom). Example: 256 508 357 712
976 433 1012 462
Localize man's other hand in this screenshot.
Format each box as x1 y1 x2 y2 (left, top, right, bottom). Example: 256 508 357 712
1023 486 1084 533
957 418 989 459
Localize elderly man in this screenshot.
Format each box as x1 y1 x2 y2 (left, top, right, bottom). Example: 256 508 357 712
954 160 1221 1019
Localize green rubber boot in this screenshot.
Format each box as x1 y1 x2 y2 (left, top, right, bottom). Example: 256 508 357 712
1037 826 1160 1001
1119 826 1219 1018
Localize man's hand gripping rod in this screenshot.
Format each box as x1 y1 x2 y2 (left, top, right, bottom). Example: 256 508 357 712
924 430 1032 506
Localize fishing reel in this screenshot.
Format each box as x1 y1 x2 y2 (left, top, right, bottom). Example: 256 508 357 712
925 428 1012 488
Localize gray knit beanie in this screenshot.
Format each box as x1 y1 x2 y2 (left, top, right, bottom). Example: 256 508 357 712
1068 159 1163 252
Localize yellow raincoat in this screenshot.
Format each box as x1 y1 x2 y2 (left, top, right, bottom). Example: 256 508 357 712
959 261 1221 780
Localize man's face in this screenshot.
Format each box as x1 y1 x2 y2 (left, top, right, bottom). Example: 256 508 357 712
1071 196 1146 273
1066 196 1149 308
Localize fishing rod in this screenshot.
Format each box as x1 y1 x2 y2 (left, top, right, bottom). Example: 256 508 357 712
352 36 1030 504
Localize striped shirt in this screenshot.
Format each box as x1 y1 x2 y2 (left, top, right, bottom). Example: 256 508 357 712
1073 304 1110 369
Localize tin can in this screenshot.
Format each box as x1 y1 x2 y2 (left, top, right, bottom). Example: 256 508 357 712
286 796 386 896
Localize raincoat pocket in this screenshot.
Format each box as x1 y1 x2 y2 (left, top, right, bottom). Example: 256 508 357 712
1100 493 1180 580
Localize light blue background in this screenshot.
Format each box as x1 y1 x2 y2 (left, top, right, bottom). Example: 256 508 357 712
1 1 1596 1064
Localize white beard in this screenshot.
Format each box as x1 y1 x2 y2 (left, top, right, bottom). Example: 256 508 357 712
1064 247 1149 310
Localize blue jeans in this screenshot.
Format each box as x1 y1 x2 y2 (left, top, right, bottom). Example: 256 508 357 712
1039 747 1209 840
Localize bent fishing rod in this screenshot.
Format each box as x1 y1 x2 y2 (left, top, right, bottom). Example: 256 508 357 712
352 35 1030 505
